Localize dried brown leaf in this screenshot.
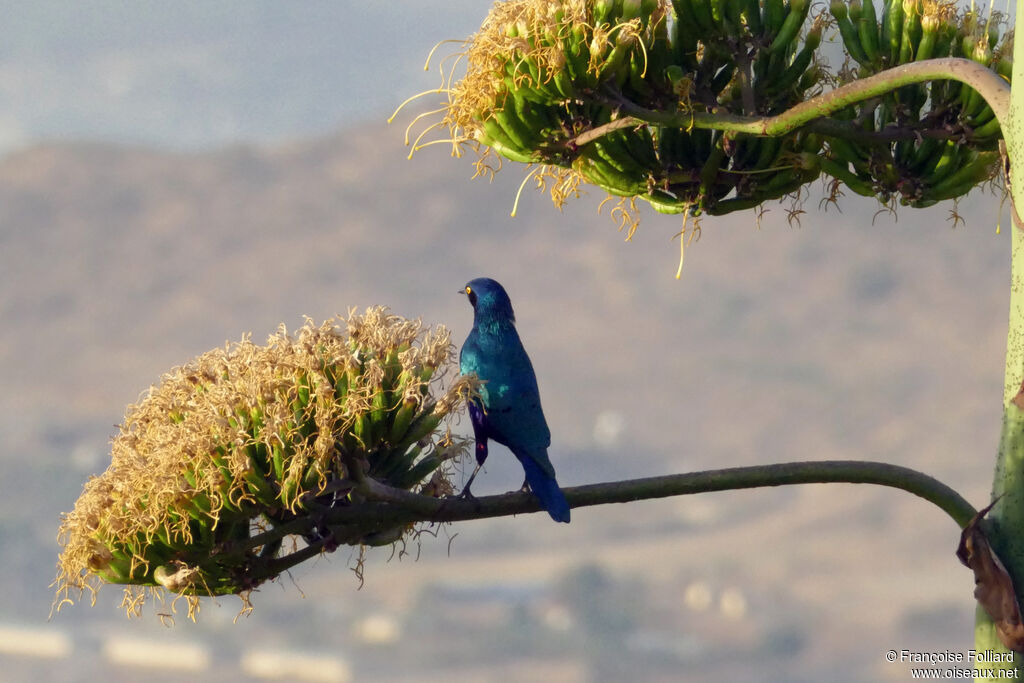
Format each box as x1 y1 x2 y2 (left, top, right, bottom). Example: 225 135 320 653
957 499 1024 651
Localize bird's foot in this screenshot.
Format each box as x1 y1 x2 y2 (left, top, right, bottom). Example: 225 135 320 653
456 485 478 502
437 485 482 516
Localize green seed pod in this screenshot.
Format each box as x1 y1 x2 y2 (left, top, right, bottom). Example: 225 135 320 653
768 0 810 55
857 0 880 64
393 411 445 452
388 398 420 445
831 1 870 65
882 0 902 63
395 455 443 491
915 13 939 61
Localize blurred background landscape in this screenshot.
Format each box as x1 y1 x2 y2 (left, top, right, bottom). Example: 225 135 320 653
0 2 1013 681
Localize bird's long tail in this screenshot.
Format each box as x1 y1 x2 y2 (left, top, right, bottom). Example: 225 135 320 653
521 456 571 523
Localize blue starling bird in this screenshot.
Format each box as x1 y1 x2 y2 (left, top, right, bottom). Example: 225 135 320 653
459 278 571 523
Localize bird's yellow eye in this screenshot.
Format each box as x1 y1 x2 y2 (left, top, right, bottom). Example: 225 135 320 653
465 286 472 295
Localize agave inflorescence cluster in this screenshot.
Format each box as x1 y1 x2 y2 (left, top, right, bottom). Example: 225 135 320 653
398 0 1010 221
824 1 1009 207
55 308 475 617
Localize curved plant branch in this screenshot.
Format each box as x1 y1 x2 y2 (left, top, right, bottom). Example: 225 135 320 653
575 58 1010 146
392 460 978 526
233 459 979 585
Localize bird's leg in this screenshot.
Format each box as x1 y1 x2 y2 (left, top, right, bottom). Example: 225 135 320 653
458 463 484 500
459 406 488 501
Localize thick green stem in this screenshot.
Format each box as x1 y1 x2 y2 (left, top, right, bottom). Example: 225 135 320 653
576 58 1009 145
1007 0 1024 220
1006 0 1024 403
974 403 1024 676
974 2 1024 675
